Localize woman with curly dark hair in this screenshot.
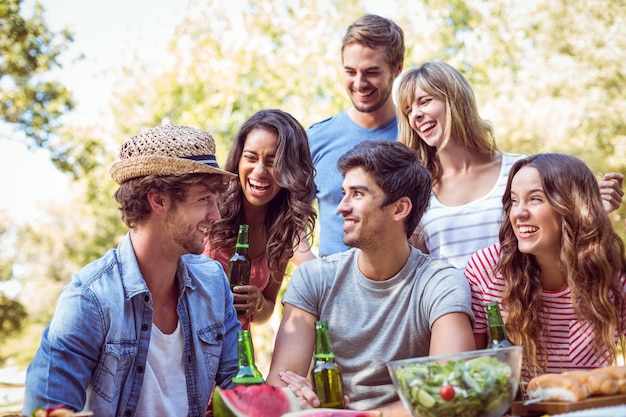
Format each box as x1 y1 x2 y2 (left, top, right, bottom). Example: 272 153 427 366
465 153 626 381
204 109 317 329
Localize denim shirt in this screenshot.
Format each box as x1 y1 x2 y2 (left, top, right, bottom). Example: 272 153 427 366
23 232 240 417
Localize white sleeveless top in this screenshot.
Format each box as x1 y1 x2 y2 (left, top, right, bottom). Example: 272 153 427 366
416 153 526 268
135 321 189 417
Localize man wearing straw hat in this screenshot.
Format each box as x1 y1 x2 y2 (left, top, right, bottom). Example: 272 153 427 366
23 125 241 417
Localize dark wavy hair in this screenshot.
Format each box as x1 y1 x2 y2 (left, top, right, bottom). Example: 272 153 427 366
337 140 431 238
396 62 496 186
497 153 626 375
209 109 316 276
114 174 227 228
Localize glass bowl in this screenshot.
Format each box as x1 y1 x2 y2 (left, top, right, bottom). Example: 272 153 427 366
387 346 523 417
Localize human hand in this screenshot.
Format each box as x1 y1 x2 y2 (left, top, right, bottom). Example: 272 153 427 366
599 173 624 213
279 370 350 409
279 371 319 409
231 284 262 319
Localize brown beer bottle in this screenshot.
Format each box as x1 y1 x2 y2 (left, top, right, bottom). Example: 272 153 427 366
232 330 264 386
228 225 251 316
311 320 345 409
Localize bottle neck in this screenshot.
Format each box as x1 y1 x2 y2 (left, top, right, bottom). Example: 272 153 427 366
234 244 248 256
488 325 508 343
237 333 256 367
235 234 249 255
315 330 335 359
487 304 511 346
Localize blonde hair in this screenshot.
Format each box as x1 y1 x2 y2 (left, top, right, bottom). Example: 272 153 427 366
396 62 496 185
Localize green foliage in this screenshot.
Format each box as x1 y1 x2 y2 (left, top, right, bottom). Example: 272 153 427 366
3 0 625 368
0 0 75 171
110 0 364 156
0 294 26 336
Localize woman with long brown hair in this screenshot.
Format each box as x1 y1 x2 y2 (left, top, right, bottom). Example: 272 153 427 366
466 153 626 380
205 109 317 329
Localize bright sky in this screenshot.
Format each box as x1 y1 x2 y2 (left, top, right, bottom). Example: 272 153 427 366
0 0 184 223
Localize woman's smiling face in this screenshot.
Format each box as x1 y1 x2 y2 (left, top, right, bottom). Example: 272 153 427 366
509 166 562 262
238 128 282 207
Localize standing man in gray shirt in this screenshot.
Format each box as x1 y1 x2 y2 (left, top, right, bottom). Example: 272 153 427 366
267 141 475 416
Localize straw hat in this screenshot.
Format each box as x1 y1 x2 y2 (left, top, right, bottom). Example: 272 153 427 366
110 124 236 184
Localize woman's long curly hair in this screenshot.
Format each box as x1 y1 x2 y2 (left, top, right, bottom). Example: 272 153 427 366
497 153 626 376
209 109 316 278
396 61 497 186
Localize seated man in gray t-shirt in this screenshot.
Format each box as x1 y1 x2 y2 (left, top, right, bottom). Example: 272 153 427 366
266 140 476 416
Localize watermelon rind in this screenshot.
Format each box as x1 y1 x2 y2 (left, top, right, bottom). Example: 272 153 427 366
282 409 382 417
213 385 300 417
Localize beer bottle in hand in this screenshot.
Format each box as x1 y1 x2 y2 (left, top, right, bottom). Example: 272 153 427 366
311 320 345 409
228 225 251 316
232 330 264 386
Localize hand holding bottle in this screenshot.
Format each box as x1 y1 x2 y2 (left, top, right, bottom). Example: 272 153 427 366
228 225 252 317
278 370 350 410
231 284 263 319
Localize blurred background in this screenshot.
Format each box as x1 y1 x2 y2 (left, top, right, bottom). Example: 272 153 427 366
1 0 625 412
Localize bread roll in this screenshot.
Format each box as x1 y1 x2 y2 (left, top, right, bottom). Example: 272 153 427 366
527 373 588 402
593 366 626 394
562 370 619 396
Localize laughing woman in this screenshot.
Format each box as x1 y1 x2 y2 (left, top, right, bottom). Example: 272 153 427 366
466 153 626 381
204 109 317 329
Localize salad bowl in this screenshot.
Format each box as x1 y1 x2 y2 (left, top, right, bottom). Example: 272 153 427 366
387 346 523 417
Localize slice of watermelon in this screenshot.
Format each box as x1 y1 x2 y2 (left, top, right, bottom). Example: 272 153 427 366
213 384 300 417
282 409 382 417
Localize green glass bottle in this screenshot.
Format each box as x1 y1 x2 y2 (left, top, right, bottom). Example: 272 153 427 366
486 301 513 348
311 320 345 409
486 301 526 400
232 330 264 386
228 225 251 316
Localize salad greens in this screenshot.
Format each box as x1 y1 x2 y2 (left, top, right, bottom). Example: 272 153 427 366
392 355 515 417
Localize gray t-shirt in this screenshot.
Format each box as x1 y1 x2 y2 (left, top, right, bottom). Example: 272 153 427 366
283 247 474 410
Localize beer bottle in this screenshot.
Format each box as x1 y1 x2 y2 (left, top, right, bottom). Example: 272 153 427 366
486 301 526 400
228 225 251 316
311 320 345 409
232 330 264 386
486 301 512 348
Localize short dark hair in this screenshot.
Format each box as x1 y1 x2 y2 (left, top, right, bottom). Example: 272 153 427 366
337 140 431 238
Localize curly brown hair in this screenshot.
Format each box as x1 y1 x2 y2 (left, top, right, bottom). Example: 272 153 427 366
497 154 626 376
209 109 316 277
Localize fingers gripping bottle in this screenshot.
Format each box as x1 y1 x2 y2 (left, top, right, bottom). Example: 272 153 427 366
228 224 251 317
311 320 345 408
232 330 264 386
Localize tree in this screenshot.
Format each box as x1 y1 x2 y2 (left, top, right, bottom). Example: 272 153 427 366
0 0 75 171
5 0 625 367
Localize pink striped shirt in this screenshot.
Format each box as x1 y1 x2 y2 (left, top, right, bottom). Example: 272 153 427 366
465 244 626 380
